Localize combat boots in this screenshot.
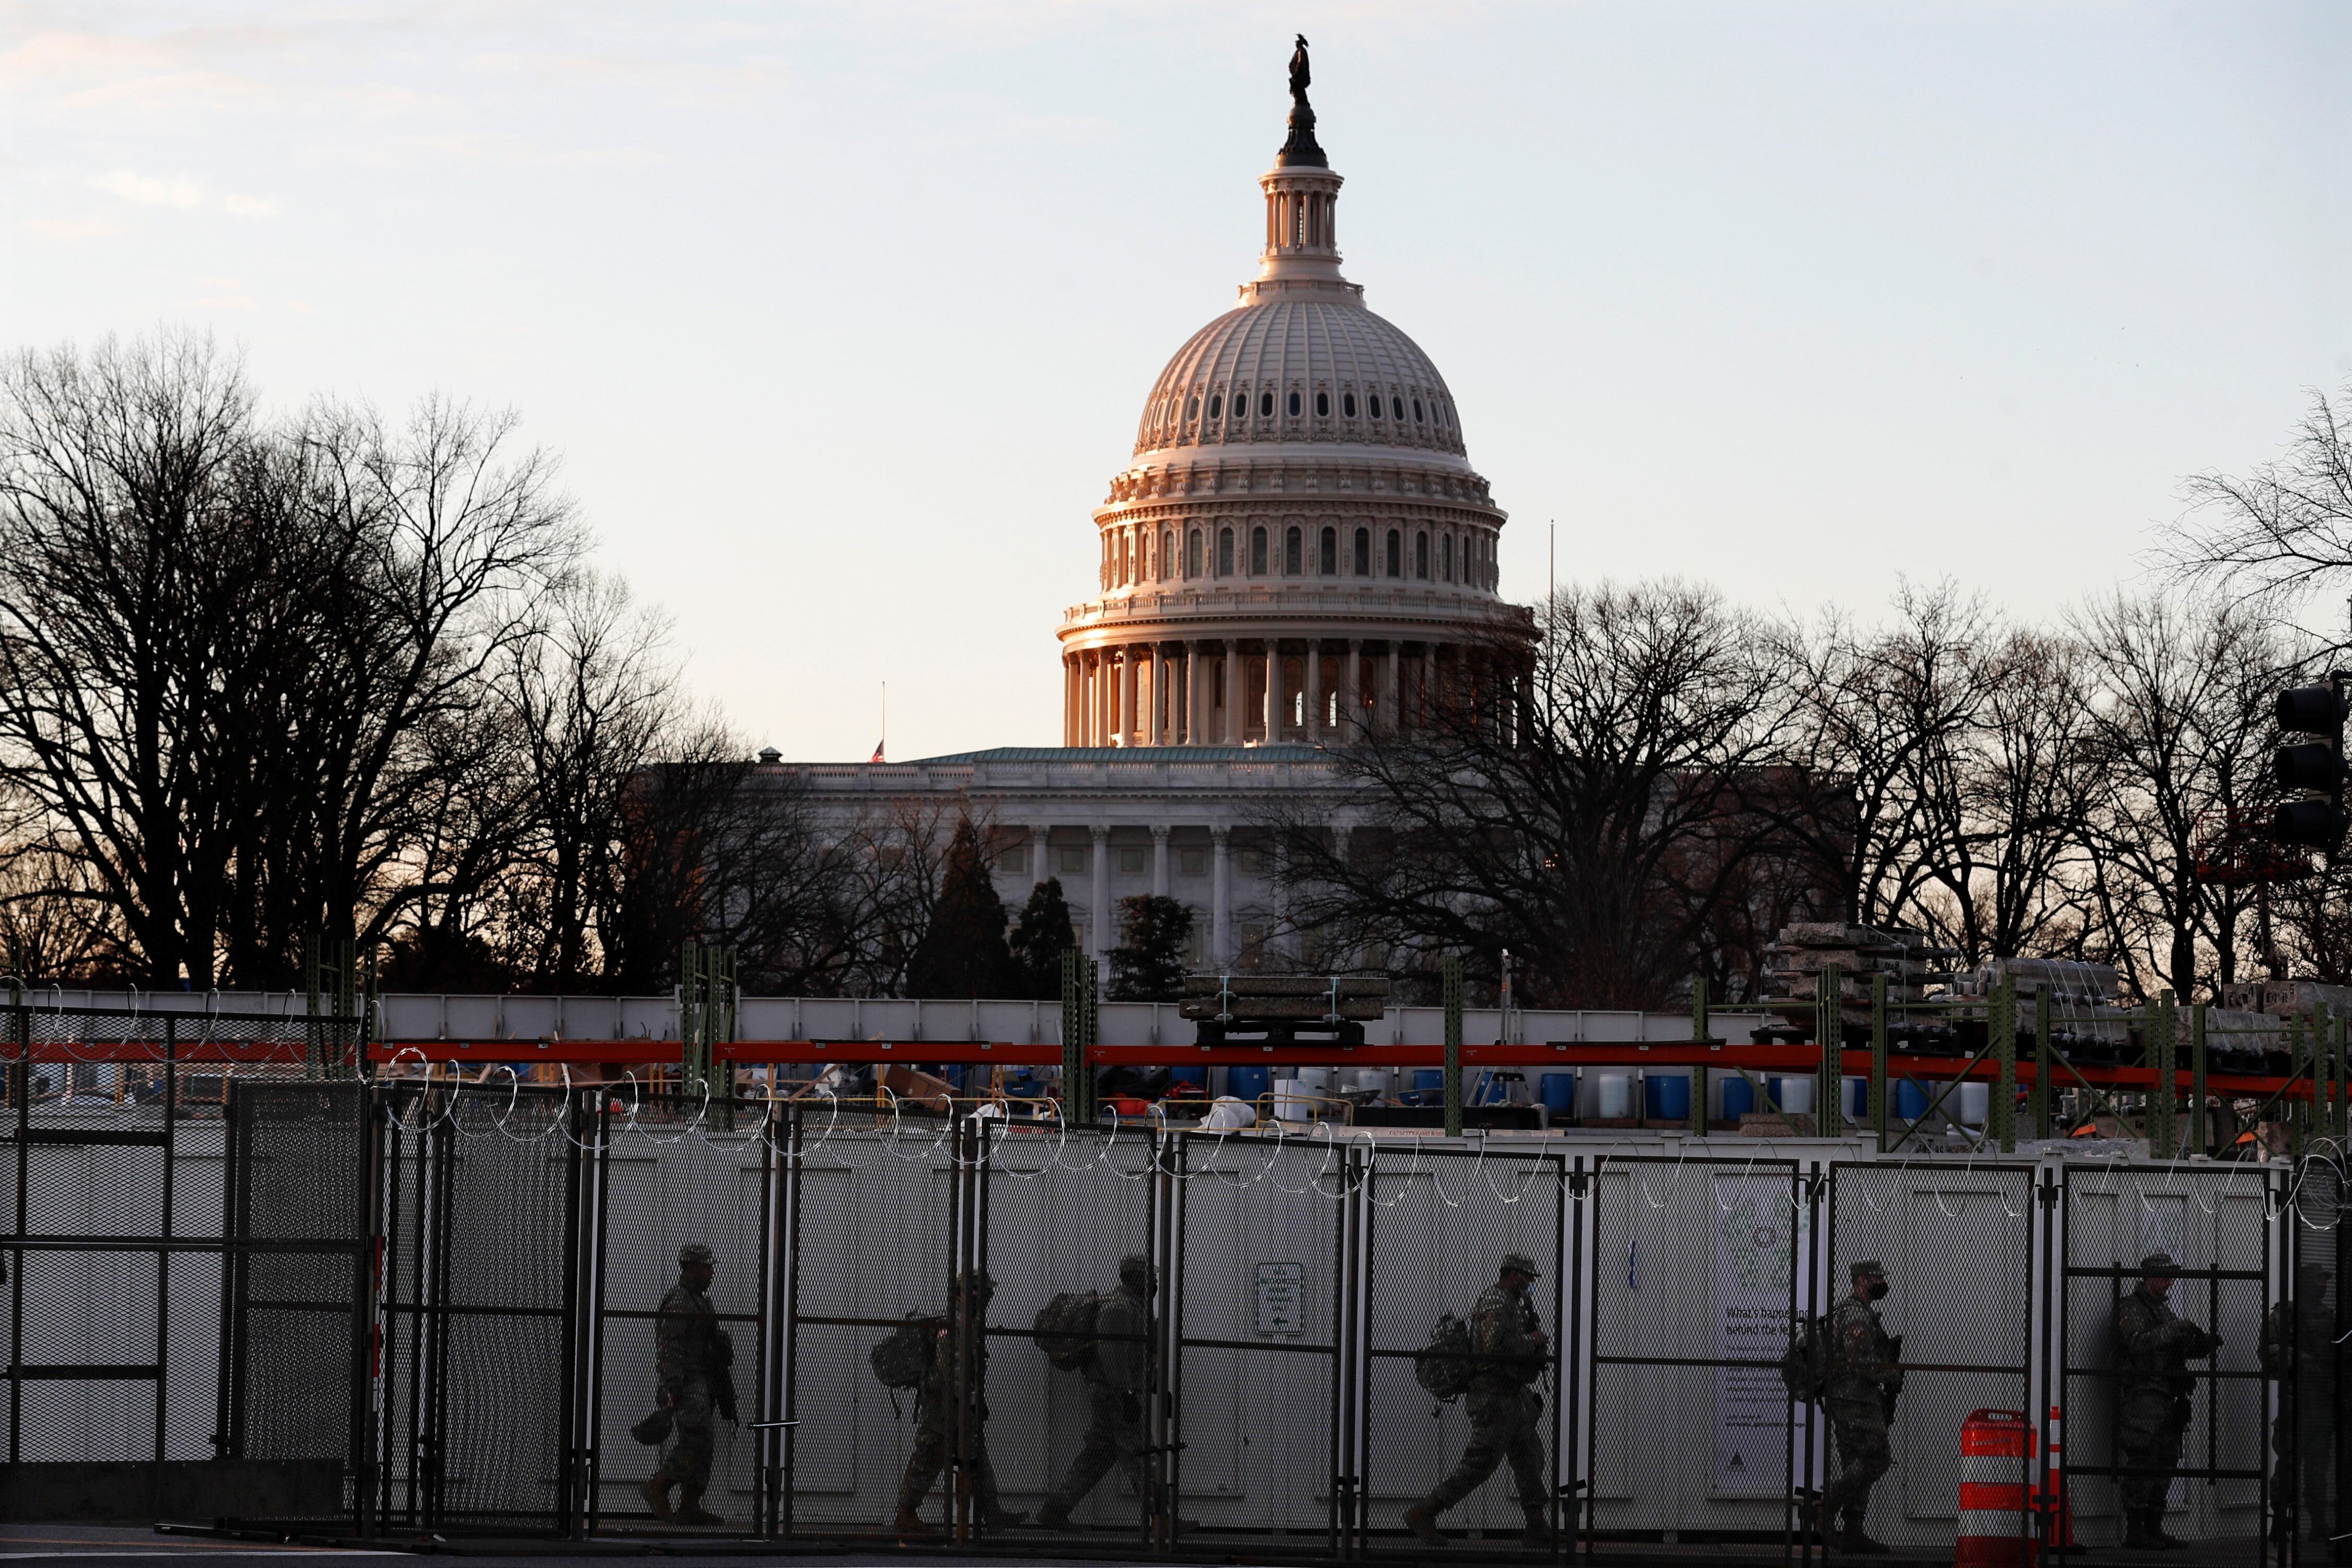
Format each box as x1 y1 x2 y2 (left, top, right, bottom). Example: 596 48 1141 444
1834 1517 1889 1555
1032 1505 1073 1531
890 1507 938 1538
978 1504 1029 1530
639 1474 674 1520
1402 1498 1447 1547
673 1484 723 1526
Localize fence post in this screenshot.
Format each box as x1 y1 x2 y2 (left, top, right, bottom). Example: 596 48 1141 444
2189 1004 2208 1157
1442 956 1463 1138
1871 975 1888 1151
2035 985 2054 1142
2149 989 2176 1158
1992 972 2017 1153
1818 961 1843 1137
1690 976 1710 1137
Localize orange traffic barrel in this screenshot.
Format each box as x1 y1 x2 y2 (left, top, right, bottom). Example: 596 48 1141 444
1956 1408 2033 1566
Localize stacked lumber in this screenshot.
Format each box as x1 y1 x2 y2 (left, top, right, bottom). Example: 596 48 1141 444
1179 974 1391 1022
1761 923 1952 1006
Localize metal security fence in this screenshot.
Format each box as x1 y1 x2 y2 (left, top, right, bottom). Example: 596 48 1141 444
17 1064 2352 1565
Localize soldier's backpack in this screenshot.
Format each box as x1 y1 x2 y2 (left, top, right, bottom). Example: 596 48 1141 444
1414 1312 1476 1403
1779 1312 1831 1403
869 1313 938 1390
1032 1290 1105 1370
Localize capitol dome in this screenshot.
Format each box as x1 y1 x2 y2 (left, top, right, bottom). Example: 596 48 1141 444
1058 52 1532 750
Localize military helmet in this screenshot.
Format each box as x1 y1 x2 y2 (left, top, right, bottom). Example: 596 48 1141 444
678 1242 716 1269
2139 1252 2183 1278
1850 1259 1887 1282
1500 1251 1541 1279
1119 1253 1154 1292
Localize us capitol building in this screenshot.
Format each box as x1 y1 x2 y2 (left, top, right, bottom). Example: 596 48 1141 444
774 45 1531 972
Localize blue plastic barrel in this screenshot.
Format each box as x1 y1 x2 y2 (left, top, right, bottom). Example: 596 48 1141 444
1722 1076 1754 1121
1413 1069 1445 1092
1895 1079 1928 1122
1227 1066 1270 1101
1644 1074 1692 1121
1168 1066 1206 1089
1845 1077 1869 1120
1538 1073 1576 1116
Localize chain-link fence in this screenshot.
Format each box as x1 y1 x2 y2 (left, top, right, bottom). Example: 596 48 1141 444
16 1041 2352 1564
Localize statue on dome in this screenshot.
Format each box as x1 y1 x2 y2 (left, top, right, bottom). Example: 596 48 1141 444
1278 33 1326 167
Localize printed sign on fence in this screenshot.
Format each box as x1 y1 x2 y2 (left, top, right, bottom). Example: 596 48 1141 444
1712 1171 1808 1496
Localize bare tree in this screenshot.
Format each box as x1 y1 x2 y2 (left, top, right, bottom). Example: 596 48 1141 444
1266 580 1812 1009
2162 381 2352 617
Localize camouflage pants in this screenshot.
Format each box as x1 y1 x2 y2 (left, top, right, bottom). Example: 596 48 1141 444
657 1375 715 1489
897 1413 1007 1515
2118 1390 2190 1515
1046 1383 1150 1516
2272 1401 2334 1523
1429 1386 1547 1512
1821 1399 1891 1526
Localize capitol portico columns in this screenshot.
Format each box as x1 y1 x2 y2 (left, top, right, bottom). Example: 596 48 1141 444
1265 641 1285 744
1381 645 1400 735
1223 640 1241 744
1343 640 1362 740
1117 650 1136 747
1185 640 1204 743
1304 640 1323 741
1030 824 1052 886
1151 826 1170 896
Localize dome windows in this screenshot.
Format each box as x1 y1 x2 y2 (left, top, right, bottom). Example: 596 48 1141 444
1392 397 1406 421
1353 527 1370 576
1218 526 1235 577
1160 528 1174 582
1287 390 1301 418
1342 392 1357 418
1415 530 1429 580
1385 529 1401 577
1186 396 1199 421
1208 393 1222 420
1259 391 1274 419
1319 526 1336 575
1315 390 1330 417
1414 398 1425 423
1250 526 1269 575
1284 525 1302 575
1368 395 1382 421
1187 528 1203 578
1442 533 1453 581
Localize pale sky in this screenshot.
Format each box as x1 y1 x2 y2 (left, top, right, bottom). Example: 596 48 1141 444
4 3 2348 760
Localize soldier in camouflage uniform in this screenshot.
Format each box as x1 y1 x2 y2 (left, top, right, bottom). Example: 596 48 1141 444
1819 1259 1903 1556
2262 1262 2336 1542
1038 1254 1187 1531
2112 1252 2221 1551
893 1270 1026 1537
1404 1252 1553 1550
642 1242 735 1526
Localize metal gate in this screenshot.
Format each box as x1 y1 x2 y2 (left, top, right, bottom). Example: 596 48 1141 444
1824 1159 2042 1557
375 1083 591 1534
1581 1155 1803 1558
2058 1159 2279 1560
218 1078 376 1524
1362 1140 1569 1559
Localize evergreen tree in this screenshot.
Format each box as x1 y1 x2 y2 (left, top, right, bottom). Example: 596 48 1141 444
906 817 1018 997
1106 894 1194 1001
1008 877 1078 999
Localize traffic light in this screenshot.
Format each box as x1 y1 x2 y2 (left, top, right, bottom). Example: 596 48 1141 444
2274 683 2350 847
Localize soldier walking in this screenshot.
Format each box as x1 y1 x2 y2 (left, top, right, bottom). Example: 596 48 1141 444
2112 1252 2222 1551
893 1270 1026 1537
1039 1254 1168 1530
1819 1260 1903 1556
1404 1252 1553 1550
2262 1262 2337 1543
642 1242 736 1526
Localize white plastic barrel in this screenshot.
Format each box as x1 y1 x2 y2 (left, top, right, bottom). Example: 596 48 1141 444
1295 1066 1332 1095
1775 1076 1816 1114
1958 1081 1991 1126
1597 1073 1632 1119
